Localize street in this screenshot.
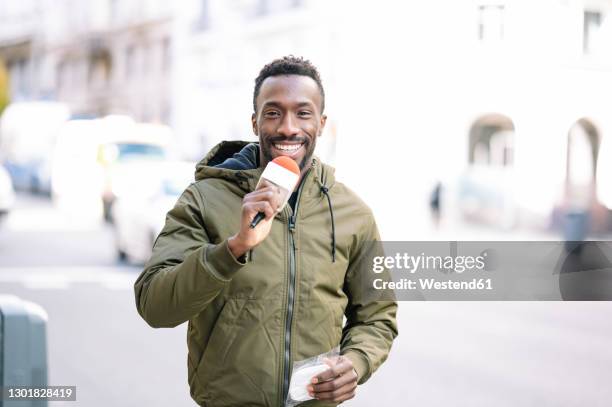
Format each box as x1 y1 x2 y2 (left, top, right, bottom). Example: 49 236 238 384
1 194 612 406
0 194 194 407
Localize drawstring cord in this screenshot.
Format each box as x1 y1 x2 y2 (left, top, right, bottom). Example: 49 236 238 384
319 185 336 263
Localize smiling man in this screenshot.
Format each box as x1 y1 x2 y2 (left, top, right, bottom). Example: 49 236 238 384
134 56 398 406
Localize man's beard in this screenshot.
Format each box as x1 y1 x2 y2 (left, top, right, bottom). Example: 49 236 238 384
260 135 315 170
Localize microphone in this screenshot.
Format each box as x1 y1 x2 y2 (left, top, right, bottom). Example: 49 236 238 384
249 156 300 229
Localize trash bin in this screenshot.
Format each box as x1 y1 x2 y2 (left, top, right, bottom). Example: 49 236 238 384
0 295 48 407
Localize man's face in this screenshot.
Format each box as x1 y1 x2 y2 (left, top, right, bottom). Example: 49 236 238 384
252 74 327 172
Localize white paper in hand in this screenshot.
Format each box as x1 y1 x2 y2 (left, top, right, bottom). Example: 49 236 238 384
285 346 340 407
288 363 329 402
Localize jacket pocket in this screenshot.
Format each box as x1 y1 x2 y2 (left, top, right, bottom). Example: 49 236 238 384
196 298 281 406
198 299 244 373
328 300 345 346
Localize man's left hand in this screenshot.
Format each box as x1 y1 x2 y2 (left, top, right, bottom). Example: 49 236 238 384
307 355 358 403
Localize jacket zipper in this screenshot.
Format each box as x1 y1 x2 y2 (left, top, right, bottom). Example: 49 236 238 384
281 170 309 404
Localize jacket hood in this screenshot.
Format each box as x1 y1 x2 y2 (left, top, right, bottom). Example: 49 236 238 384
197 141 259 173
193 141 263 192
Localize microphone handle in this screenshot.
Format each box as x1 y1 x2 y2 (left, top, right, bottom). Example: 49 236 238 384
249 212 266 229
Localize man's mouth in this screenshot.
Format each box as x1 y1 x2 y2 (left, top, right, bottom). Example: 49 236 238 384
272 142 304 155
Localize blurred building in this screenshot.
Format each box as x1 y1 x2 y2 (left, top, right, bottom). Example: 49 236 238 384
0 0 173 121
0 0 337 160
1 0 612 237
329 0 612 238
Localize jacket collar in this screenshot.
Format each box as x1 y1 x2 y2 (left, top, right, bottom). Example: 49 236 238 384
195 140 339 262
194 141 336 197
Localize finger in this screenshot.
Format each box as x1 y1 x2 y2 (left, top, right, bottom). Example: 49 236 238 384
245 187 283 206
332 390 356 403
310 369 356 393
311 381 357 402
244 187 278 203
245 193 282 214
312 360 353 384
243 201 274 219
255 179 276 190
324 356 340 366
254 180 283 201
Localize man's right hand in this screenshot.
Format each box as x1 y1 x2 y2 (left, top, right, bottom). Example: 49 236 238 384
228 180 283 259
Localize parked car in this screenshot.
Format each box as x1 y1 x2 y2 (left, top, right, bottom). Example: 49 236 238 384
50 116 173 222
0 101 70 193
98 119 172 221
0 164 16 221
111 161 194 264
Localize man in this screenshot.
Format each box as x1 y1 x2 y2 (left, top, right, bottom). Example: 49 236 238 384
134 56 398 406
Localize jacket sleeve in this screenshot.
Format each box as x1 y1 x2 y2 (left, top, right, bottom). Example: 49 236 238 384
134 184 246 328
341 215 398 384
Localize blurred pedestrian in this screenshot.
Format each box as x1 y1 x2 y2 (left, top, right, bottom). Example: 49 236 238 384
430 181 442 229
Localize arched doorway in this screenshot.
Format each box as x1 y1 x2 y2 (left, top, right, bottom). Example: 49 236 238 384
565 119 599 209
564 118 609 234
88 48 113 89
468 114 515 166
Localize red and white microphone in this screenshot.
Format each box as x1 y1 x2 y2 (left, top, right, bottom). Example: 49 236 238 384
249 156 301 228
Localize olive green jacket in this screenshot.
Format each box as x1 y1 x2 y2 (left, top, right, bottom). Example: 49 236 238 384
134 141 398 406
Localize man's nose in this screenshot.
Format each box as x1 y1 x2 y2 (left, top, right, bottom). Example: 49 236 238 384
277 114 299 136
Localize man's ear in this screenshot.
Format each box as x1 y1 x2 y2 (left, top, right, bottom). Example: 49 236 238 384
318 114 327 137
251 113 258 136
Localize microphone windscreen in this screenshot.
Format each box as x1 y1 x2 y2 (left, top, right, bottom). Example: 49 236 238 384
272 156 300 175
260 156 300 192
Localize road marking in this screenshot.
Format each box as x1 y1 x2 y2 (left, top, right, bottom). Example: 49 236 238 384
0 266 140 290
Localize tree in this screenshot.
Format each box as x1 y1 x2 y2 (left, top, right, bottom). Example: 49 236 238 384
0 58 9 115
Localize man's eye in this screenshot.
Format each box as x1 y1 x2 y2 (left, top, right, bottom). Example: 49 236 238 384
264 111 280 118
298 111 312 117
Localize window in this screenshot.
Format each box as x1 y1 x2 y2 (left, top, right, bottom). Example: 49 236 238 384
478 5 505 43
17 59 28 96
109 0 119 23
125 45 134 78
194 0 210 31
253 0 302 17
255 0 269 16
56 61 65 90
583 10 602 54
142 44 151 77
114 143 166 161
161 38 171 73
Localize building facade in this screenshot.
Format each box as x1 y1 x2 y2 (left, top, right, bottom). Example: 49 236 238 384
0 0 174 122
1 0 611 236
332 0 612 237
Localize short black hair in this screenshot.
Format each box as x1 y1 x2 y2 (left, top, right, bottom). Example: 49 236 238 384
253 55 325 113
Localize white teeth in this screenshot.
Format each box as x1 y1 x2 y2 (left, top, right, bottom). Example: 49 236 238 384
274 143 302 152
